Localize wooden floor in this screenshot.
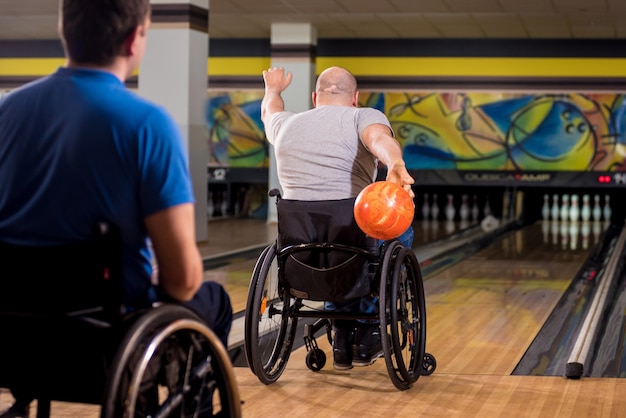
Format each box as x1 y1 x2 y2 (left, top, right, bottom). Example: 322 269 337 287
3 218 625 417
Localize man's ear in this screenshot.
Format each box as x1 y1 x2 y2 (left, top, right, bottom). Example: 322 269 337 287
312 91 317 107
122 26 140 57
352 91 359 107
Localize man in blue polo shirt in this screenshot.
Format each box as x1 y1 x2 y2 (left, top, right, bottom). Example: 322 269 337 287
0 1 232 416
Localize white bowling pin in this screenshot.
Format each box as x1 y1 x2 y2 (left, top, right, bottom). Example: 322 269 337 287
542 194 550 220
592 220 601 244
603 194 612 222
560 220 569 250
592 194 602 222
580 194 591 222
569 194 579 223
484 198 492 218
471 195 479 222
422 193 430 221
445 219 455 234
569 222 579 251
560 194 569 222
421 217 430 241
551 219 559 246
551 194 559 221
581 221 590 250
445 194 455 221
460 194 469 221
431 194 440 221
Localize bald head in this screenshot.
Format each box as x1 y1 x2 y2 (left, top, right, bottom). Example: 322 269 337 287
313 66 358 107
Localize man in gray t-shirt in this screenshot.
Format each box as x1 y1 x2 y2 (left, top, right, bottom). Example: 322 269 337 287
261 66 415 370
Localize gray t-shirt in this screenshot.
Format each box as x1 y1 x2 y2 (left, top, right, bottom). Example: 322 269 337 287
265 105 392 200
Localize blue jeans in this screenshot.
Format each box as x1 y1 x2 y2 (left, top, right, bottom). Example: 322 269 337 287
326 226 414 318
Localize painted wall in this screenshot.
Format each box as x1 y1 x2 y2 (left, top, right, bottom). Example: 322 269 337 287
206 90 626 173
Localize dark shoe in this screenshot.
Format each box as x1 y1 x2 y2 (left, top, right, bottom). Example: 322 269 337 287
352 323 383 367
332 320 355 370
0 405 29 418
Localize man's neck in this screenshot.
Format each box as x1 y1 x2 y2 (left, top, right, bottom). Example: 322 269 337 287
66 58 129 83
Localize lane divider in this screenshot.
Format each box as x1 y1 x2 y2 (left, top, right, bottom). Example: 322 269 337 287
565 223 626 379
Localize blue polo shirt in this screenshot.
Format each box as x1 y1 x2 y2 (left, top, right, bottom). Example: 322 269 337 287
0 67 195 307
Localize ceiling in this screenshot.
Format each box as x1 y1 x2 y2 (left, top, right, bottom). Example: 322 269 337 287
1 0 625 40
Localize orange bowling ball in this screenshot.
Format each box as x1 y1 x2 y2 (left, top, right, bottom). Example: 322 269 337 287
354 181 415 240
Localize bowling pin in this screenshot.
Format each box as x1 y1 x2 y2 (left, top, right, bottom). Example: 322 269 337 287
551 219 559 246
484 198 492 218
421 217 430 241
580 194 591 222
431 217 440 234
431 194 440 221
592 220 601 244
460 194 469 221
445 219 455 234
560 194 569 222
581 221 590 250
603 194 612 223
569 222 579 251
542 194 550 220
445 194 455 222
422 193 430 221
471 195 479 222
560 220 569 250
592 194 602 222
569 194 579 223
551 194 559 221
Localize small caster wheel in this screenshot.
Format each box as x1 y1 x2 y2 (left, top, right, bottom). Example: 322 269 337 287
421 353 436 376
306 348 326 371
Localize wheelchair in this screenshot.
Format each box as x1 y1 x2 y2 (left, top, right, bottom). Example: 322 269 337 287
0 223 241 418
244 190 436 391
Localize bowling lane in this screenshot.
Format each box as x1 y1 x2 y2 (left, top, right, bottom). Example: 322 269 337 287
424 220 600 376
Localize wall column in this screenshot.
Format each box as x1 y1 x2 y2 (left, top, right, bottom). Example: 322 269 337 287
267 23 317 223
140 0 209 242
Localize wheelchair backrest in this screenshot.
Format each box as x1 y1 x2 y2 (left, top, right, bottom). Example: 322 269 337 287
0 223 125 402
0 222 124 317
276 197 379 302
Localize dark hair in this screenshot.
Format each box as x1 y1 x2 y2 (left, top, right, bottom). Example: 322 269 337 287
60 0 151 66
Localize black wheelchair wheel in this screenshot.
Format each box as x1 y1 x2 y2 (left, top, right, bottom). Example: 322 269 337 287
243 243 273 375
102 304 241 418
422 352 437 376
305 348 327 371
379 241 413 390
389 247 426 385
244 242 298 384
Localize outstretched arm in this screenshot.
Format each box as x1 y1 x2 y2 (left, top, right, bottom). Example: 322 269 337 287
261 67 293 124
362 124 415 198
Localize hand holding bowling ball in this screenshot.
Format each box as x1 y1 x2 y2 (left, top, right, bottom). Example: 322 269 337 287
354 181 415 241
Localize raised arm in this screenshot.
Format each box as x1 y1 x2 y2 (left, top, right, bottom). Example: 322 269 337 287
261 67 293 123
362 123 415 198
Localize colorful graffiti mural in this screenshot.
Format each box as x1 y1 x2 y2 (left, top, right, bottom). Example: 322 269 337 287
382 92 626 172
206 92 267 167
207 91 626 172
